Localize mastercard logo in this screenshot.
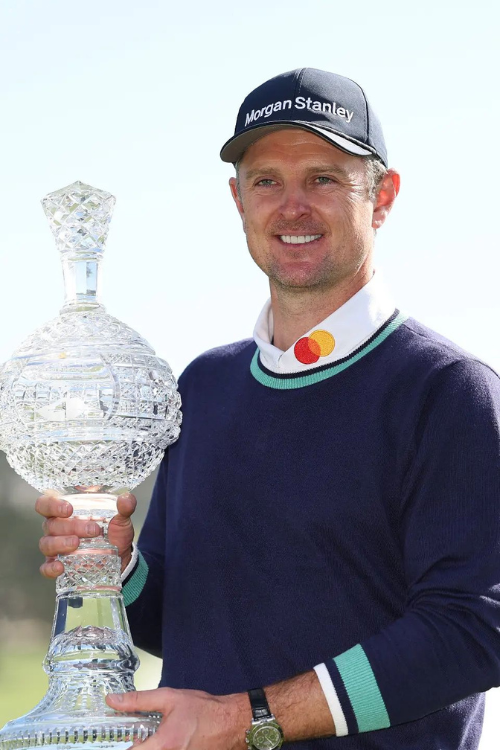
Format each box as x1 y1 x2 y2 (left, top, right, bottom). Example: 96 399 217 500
294 329 336 365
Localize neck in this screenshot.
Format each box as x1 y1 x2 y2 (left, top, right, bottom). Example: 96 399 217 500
270 265 374 352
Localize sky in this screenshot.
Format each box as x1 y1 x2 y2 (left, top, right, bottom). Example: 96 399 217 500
0 0 499 744
0 0 498 376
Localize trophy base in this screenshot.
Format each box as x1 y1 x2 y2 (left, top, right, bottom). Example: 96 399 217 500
0 715 160 750
0 702 161 750
0 650 160 750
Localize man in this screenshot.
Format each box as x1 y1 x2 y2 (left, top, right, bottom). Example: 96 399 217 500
37 69 500 749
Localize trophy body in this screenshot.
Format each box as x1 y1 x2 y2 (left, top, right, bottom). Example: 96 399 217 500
0 182 182 749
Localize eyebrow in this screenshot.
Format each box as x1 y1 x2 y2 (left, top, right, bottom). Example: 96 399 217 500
244 164 351 181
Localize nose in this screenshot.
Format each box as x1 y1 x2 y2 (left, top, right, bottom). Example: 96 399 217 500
278 183 311 221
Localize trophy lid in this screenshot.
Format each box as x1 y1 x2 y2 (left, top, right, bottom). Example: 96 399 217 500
41 180 116 258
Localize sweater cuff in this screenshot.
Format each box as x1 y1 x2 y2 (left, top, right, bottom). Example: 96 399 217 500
315 644 390 735
122 549 149 607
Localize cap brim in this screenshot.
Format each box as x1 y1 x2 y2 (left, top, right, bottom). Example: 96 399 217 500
220 121 375 163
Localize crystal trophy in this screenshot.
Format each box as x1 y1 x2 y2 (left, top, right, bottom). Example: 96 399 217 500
0 181 182 749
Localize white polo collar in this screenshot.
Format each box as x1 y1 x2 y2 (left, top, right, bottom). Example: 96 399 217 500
253 273 396 375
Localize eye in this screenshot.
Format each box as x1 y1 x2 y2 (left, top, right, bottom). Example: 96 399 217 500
255 178 277 187
314 175 336 185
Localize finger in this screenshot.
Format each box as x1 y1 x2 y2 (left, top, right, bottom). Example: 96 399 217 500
43 518 102 538
115 493 137 519
106 688 172 714
40 558 65 579
35 494 73 520
39 535 80 557
126 724 170 750
126 726 165 750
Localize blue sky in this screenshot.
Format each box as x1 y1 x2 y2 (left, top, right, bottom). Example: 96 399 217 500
0 0 498 377
0 0 499 742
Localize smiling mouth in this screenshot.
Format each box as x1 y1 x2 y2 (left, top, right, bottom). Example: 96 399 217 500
278 234 323 245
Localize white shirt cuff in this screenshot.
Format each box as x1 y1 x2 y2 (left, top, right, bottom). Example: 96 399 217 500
121 542 138 581
314 663 349 737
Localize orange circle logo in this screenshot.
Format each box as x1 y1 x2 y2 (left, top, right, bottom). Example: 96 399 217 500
294 330 335 364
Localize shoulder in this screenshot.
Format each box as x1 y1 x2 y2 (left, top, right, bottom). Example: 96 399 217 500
391 317 500 415
177 338 256 391
390 316 499 382
394 317 473 362
182 338 255 372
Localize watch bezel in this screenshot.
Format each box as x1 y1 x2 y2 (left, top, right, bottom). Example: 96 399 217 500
246 717 284 750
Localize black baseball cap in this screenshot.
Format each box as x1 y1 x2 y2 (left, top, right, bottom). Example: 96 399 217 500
220 68 388 167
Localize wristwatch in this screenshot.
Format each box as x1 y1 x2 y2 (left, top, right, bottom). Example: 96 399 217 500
246 688 284 750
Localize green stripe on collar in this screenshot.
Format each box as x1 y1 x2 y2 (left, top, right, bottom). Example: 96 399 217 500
123 549 149 607
250 312 407 390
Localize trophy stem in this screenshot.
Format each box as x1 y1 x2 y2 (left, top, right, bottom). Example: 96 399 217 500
61 257 103 311
50 494 136 677
0 494 161 750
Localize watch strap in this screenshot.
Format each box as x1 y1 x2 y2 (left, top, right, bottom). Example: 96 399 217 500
248 688 272 720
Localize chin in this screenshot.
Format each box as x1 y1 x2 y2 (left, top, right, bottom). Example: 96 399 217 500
272 274 330 290
269 264 335 290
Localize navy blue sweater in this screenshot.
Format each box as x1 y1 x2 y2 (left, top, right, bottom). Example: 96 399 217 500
124 315 500 749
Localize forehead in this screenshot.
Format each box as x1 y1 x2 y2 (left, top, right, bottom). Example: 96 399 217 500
238 128 364 173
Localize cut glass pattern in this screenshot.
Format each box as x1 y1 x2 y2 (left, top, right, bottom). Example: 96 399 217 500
41 180 116 258
0 182 181 494
56 552 122 594
0 181 181 749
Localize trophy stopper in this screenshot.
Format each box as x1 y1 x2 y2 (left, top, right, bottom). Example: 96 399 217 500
41 180 116 258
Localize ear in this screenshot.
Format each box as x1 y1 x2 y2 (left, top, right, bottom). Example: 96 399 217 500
229 177 245 228
372 169 400 230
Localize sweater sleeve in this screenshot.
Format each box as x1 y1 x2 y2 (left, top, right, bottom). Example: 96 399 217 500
314 359 500 736
122 451 169 658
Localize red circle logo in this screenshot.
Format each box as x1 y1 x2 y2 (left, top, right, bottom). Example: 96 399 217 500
294 330 335 365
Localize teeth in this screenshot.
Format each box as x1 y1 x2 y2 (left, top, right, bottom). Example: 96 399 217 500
280 235 322 244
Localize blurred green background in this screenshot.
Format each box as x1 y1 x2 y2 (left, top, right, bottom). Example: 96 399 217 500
0 453 161 725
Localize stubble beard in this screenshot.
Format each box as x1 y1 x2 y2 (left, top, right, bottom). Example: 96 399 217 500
267 254 341 292
251 237 368 295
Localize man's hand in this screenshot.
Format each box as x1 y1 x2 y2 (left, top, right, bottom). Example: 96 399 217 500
36 492 137 577
105 670 335 749
106 687 250 750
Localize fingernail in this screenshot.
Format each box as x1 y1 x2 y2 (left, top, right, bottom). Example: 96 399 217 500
58 503 69 515
86 522 100 535
65 536 76 547
110 693 123 703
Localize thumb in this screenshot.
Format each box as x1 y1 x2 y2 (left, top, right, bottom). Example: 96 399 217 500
106 688 172 713
113 493 137 523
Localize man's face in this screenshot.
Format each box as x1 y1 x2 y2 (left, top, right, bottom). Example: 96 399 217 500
230 129 392 293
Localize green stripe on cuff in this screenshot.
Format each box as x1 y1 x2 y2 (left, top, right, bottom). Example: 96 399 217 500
123 550 149 607
334 644 390 733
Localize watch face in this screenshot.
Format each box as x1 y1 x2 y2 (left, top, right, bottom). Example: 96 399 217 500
253 724 282 750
